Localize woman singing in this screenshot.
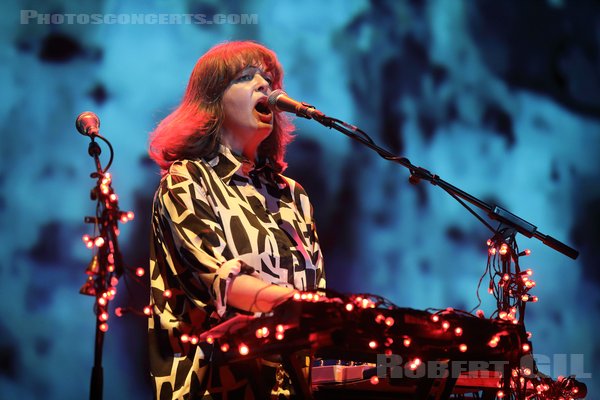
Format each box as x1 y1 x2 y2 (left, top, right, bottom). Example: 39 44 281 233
148 41 325 399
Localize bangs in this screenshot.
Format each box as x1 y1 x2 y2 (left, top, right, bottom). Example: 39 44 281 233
220 42 283 89
195 41 284 103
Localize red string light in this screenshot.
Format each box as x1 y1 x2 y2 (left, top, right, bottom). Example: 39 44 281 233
238 343 249 355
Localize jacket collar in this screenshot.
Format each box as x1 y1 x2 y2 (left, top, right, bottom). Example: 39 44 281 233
206 145 273 184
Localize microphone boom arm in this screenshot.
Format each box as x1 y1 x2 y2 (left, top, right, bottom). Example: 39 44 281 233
312 114 579 260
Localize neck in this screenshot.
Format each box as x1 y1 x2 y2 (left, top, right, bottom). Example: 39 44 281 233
221 131 260 162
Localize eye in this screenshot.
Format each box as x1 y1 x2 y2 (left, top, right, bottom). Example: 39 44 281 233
262 74 273 86
234 73 253 83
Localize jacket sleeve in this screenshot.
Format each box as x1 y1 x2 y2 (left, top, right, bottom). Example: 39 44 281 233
152 161 252 318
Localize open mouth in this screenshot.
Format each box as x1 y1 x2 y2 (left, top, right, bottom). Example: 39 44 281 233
254 98 273 120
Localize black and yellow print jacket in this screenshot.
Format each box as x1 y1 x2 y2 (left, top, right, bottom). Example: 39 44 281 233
148 145 325 399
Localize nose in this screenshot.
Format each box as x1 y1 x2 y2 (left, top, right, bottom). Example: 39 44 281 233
255 74 271 95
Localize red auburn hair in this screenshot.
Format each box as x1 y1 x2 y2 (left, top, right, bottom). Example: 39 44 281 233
149 41 294 173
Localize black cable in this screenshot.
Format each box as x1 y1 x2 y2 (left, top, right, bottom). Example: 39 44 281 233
94 134 114 173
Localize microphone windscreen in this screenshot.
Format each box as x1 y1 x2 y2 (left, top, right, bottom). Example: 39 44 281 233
267 90 286 110
76 111 100 136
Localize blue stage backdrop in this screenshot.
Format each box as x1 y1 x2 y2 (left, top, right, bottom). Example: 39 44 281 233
1 0 599 398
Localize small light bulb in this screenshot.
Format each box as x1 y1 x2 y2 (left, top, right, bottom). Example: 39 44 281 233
163 289 172 298
370 376 379 385
369 340 378 349
99 323 108 332
238 344 249 355
454 327 463 336
499 244 508 255
488 336 499 348
459 344 468 352
136 267 145 277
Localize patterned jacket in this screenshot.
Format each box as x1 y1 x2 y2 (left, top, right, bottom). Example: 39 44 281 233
148 145 325 399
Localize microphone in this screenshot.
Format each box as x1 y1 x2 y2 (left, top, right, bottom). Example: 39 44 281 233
76 111 100 136
267 90 325 120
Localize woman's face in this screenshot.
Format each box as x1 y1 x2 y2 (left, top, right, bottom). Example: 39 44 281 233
220 65 274 158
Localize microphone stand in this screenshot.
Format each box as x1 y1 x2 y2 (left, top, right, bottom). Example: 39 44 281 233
302 111 581 397
308 113 578 260
79 132 131 400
